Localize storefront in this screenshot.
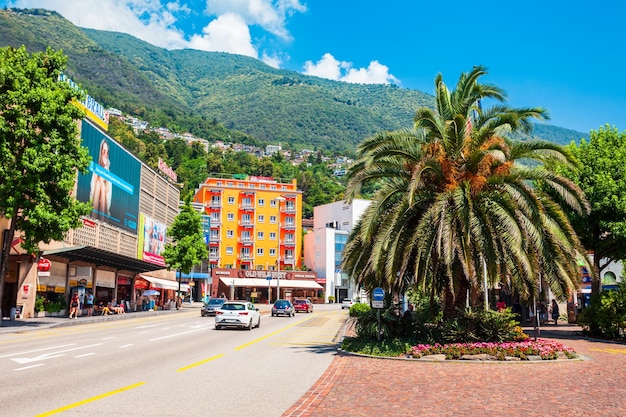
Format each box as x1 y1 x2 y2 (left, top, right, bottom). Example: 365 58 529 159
210 268 323 303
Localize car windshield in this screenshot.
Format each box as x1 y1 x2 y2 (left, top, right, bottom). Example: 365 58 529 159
343 299 352 303
294 300 306 304
222 303 245 310
275 301 289 307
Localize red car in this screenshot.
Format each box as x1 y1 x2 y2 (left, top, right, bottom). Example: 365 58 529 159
293 298 313 313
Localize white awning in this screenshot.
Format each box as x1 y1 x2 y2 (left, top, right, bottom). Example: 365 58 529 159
219 277 322 290
140 275 189 291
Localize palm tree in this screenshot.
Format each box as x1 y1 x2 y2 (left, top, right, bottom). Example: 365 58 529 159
342 66 589 318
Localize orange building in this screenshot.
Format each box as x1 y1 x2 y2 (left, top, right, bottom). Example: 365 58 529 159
193 174 303 272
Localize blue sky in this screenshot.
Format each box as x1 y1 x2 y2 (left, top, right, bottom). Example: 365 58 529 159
4 0 625 134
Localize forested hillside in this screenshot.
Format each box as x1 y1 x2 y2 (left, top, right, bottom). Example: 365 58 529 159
0 8 587 153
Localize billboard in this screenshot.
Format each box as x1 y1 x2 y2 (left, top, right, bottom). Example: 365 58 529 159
137 213 167 266
76 120 140 233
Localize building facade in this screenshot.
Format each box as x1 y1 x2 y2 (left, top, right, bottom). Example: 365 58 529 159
192 174 322 302
1 93 181 318
303 199 371 303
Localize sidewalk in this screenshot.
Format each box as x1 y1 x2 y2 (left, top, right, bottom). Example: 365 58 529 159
283 322 626 417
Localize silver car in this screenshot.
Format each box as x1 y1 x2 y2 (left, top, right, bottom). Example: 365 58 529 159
201 298 226 316
215 301 261 330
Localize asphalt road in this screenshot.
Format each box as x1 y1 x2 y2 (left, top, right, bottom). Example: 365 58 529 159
0 304 347 417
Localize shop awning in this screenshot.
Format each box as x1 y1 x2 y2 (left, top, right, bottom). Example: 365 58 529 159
139 275 189 291
219 277 323 290
43 245 164 273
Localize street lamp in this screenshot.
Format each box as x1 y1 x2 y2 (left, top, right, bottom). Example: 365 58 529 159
275 196 286 300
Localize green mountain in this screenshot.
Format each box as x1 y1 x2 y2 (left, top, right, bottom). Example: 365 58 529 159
0 8 588 152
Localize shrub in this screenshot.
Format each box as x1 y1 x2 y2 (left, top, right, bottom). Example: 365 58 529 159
578 282 626 340
349 302 370 318
35 295 45 312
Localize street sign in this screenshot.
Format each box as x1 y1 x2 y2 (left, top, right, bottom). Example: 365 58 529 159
372 300 384 309
37 258 51 272
373 287 385 301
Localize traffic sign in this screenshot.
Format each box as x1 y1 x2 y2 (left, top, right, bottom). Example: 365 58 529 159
372 300 384 309
373 287 385 301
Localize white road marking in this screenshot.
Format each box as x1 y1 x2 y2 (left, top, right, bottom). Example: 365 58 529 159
15 364 45 371
11 343 103 364
149 328 204 341
75 353 96 358
0 344 75 359
119 344 134 348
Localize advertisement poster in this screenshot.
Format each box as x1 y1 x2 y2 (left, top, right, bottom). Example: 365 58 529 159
137 213 167 266
75 120 141 234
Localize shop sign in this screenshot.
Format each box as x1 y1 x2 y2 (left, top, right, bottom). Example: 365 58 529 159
22 284 30 299
37 258 51 276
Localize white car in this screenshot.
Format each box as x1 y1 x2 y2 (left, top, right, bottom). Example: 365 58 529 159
341 298 355 309
215 301 261 330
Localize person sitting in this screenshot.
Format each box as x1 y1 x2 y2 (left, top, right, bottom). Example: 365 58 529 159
99 301 112 316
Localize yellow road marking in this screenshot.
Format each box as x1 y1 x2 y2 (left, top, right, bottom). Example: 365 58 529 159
177 354 225 372
35 381 146 416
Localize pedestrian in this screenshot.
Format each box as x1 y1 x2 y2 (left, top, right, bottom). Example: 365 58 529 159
68 293 79 319
85 291 94 316
551 299 560 325
538 301 548 325
496 297 507 311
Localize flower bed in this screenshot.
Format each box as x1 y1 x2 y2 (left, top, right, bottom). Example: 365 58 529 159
409 339 578 360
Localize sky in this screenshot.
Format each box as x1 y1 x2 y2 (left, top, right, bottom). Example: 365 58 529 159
3 0 625 134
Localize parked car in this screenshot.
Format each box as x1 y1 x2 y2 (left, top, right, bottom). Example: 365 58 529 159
293 298 313 313
201 298 226 317
215 301 261 330
341 298 355 309
272 299 295 317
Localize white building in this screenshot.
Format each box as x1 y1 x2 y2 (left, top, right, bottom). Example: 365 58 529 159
303 199 371 303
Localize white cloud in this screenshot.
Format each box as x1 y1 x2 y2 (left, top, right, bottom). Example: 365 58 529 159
8 0 189 49
205 0 306 40
303 53 400 85
261 52 282 68
188 13 257 57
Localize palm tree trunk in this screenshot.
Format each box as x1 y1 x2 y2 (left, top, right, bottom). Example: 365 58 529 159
442 278 470 319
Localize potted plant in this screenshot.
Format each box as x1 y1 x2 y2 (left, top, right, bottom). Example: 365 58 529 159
328 295 335 304
35 295 46 318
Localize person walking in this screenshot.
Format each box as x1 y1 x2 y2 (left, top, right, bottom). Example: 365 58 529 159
551 299 560 325
68 293 80 319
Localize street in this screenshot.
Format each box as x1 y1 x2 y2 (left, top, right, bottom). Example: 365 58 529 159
0 304 347 417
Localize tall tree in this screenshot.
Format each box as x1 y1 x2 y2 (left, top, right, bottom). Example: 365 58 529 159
0 46 91 320
553 125 626 298
343 66 589 318
163 199 208 308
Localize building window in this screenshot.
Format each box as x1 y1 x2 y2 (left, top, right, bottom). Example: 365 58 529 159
226 230 234 238
270 232 277 240
228 196 235 204
270 215 277 224
258 214 264 223
227 213 234 221
257 231 264 240
269 248 276 257
257 248 264 256
258 198 265 206
226 246 234 255
242 214 251 224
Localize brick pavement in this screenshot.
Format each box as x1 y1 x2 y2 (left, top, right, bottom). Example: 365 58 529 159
283 325 626 417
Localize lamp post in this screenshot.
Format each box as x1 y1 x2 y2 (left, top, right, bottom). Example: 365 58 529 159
275 196 286 300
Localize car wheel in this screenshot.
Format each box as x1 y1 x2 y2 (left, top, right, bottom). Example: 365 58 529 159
215 325 221 330
256 317 261 328
247 319 253 330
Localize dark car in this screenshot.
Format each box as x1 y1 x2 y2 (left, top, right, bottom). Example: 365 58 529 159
272 299 295 317
201 298 226 317
293 298 313 313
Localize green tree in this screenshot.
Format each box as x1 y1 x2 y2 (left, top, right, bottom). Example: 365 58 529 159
163 199 208 306
0 46 91 320
554 125 626 299
342 66 589 318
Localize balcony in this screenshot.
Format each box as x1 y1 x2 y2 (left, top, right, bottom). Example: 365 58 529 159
238 254 254 261
209 253 220 261
239 203 255 211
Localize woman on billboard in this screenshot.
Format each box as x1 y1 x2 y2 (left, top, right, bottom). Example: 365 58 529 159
89 139 112 217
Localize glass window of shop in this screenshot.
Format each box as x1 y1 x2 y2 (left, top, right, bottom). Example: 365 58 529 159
116 274 132 308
